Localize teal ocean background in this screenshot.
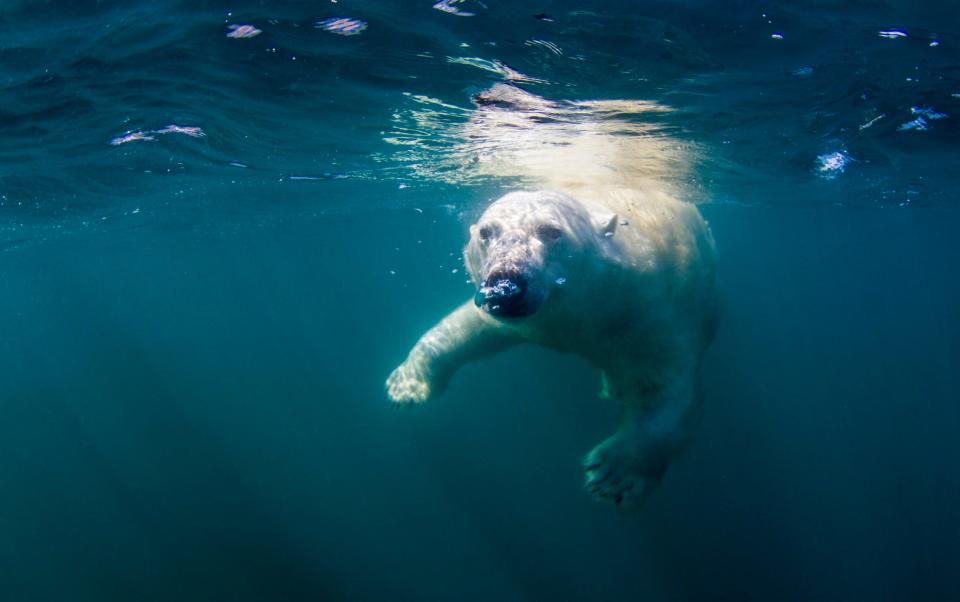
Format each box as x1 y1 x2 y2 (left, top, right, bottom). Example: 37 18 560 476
1 1 958 600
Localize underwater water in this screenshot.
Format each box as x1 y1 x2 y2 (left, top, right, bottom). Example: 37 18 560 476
1 0 958 600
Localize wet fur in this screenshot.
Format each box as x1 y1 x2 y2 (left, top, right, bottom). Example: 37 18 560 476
387 86 717 508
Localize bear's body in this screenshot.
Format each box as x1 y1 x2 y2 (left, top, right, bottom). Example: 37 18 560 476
387 85 718 507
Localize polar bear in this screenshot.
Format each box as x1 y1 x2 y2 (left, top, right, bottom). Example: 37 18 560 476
386 84 718 507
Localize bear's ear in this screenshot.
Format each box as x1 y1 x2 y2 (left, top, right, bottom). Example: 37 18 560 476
593 212 618 238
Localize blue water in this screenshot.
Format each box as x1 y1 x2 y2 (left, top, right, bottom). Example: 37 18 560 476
1 1 958 600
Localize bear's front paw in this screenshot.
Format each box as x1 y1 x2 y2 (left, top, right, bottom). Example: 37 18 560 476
386 361 433 407
583 433 666 507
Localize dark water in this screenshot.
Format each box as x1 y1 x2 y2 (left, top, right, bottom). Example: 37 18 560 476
1 1 958 600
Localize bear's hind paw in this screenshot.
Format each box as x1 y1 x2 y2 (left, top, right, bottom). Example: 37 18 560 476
583 438 663 508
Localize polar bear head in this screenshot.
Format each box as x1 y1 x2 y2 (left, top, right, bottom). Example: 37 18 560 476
464 190 618 319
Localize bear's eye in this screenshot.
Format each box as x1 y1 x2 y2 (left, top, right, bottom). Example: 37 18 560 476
478 225 495 241
537 224 563 241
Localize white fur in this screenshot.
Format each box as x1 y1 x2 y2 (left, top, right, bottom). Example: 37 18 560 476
386 86 718 508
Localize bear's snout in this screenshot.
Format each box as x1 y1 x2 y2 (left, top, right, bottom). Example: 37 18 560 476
474 270 536 318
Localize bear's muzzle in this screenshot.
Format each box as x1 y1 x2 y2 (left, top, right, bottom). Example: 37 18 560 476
474 271 536 318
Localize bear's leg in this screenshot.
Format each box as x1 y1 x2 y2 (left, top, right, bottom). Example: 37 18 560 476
583 366 702 507
387 301 521 406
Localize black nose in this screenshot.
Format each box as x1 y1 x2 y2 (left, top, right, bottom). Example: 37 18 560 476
474 272 527 317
